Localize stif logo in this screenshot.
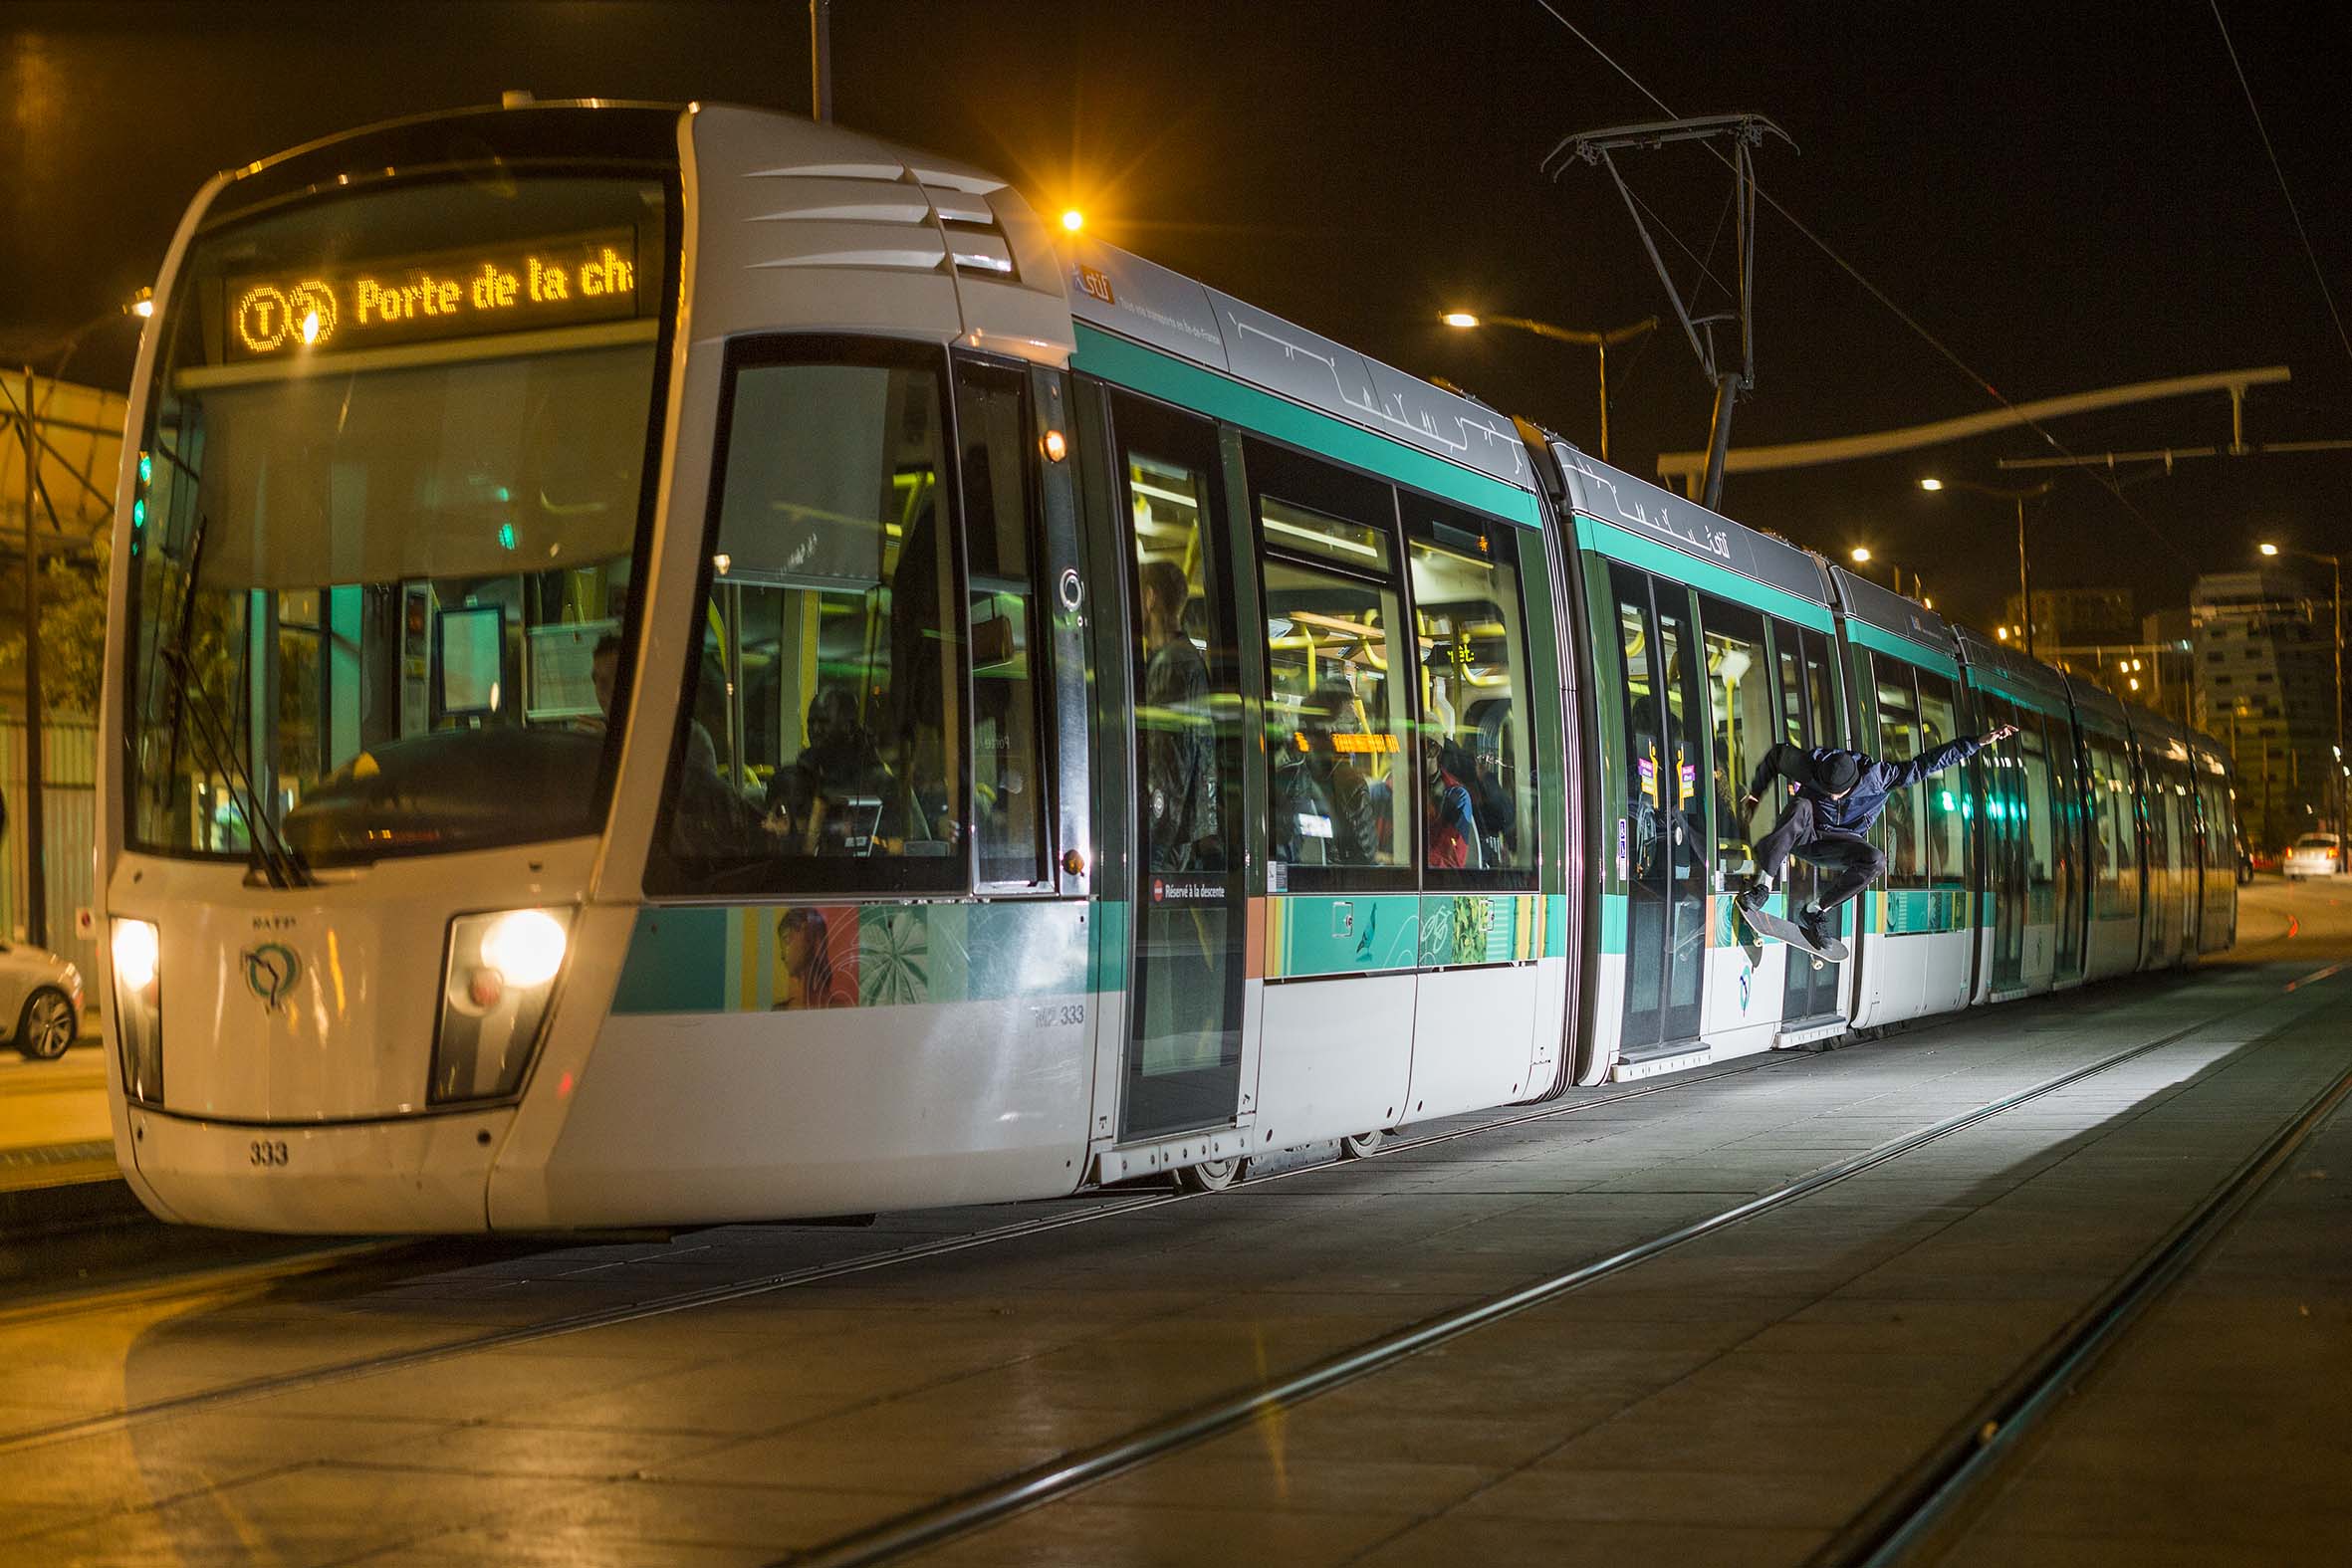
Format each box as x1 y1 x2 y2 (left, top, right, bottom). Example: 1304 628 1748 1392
242 943 301 1010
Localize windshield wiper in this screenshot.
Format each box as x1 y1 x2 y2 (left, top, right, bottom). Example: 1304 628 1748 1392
159 645 315 890
152 507 210 828
150 508 314 889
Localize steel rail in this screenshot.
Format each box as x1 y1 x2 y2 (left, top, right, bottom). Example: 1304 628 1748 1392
1825 985 2352 1565
0 1052 1790 1456
777 991 2292 1568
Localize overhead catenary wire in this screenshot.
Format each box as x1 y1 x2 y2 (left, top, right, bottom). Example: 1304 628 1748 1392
1528 0 2198 568
2207 1 2351 364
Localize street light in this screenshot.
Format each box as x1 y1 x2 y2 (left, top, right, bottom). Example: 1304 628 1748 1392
1440 311 1658 463
1921 475 2054 658
1059 209 1084 233
2257 540 2344 871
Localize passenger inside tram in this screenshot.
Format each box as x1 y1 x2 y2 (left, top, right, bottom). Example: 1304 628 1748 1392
1275 678 1381 867
1139 559 1220 872
1426 735 1485 869
764 685 892 856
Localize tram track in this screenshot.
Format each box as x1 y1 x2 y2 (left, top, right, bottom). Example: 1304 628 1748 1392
765 961 2347 1568
1818 972 2352 1567
0 1050 1795 1456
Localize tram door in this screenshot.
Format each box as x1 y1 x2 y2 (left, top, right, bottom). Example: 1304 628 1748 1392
1109 394 1249 1140
1773 620 1841 1022
1981 694 2028 992
1613 565 1707 1053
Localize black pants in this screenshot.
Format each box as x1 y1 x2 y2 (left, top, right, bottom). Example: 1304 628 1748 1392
1756 796 1886 912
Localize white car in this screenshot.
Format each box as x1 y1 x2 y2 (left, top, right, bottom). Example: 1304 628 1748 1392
0 942 84 1059
2283 833 2342 880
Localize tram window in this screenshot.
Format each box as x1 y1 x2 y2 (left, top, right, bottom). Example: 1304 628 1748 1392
1261 553 1414 879
954 360 1051 888
2021 710 2056 891
120 171 671 867
1697 595 1773 885
1915 669 1967 886
656 346 964 895
2095 736 2137 915
1248 444 1414 888
2110 740 2142 892
1871 656 1926 887
1405 495 1535 883
1125 446 1237 877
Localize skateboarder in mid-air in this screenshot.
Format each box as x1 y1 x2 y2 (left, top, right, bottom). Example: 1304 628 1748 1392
1736 722 2018 955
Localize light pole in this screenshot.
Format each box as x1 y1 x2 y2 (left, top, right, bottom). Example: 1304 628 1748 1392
2259 541 2344 872
1441 312 1657 464
1921 476 2053 658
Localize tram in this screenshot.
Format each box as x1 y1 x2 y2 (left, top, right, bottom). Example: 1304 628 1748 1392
97 102 2239 1232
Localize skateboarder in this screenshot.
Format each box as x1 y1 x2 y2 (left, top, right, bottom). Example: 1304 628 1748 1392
1736 722 2018 953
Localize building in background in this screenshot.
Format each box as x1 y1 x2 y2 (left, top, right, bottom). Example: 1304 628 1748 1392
2003 585 2138 651
2192 567 2337 852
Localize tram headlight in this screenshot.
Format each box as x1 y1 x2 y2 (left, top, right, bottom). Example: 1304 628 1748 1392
111 918 163 1105
432 906 574 1105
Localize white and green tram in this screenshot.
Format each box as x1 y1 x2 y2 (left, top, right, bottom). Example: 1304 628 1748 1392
99 102 2238 1232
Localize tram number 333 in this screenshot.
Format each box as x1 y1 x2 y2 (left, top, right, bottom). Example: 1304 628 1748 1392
249 1140 291 1168
1031 1003 1086 1029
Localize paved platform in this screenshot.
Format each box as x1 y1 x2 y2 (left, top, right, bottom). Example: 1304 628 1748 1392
0 880 2343 1565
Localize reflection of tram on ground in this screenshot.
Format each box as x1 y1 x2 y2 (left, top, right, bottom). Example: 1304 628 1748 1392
97 102 2238 1232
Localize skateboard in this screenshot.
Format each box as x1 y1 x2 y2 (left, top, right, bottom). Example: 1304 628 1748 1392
1736 900 1849 967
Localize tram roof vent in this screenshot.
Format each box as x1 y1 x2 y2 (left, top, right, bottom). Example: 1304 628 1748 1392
928 184 1019 281
737 165 1024 283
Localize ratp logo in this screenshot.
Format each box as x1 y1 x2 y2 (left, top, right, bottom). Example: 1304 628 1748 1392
243 943 301 1010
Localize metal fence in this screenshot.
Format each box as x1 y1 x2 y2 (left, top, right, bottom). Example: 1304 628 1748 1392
0 718 100 981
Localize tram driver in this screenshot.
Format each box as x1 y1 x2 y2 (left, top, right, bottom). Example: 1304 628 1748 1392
588 633 721 778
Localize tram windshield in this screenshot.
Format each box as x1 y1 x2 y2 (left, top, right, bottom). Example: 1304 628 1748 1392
121 173 671 867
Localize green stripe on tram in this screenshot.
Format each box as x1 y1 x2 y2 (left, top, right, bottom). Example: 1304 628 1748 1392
1842 617 1962 679
1572 515 1835 632
1071 325 1542 529
1255 893 1572 980
1598 892 1627 954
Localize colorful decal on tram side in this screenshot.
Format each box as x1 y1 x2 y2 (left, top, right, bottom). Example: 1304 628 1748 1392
1259 894 1566 979
610 901 1091 1014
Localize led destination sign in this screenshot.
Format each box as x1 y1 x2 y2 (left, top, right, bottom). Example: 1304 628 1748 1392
225 230 641 360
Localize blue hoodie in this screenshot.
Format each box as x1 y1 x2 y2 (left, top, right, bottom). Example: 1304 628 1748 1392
1748 738 1983 836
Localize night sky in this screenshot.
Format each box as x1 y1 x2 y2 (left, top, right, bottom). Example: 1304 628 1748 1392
5 1 2346 629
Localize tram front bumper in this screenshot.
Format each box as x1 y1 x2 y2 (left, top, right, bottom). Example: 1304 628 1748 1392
122 1103 514 1233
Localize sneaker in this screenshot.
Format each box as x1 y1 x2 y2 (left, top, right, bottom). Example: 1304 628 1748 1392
1735 876 1771 913
1798 909 1834 949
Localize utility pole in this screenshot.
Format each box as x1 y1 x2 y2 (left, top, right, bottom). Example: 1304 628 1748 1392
809 0 832 122
16 367 43 948
1544 113 1792 513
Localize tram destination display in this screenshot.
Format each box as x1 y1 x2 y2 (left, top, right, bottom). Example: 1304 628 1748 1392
223 228 641 361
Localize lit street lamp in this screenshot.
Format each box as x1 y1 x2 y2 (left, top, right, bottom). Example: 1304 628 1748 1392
1922 475 2053 658
1441 311 1657 463
2259 541 2345 871
1847 545 1922 601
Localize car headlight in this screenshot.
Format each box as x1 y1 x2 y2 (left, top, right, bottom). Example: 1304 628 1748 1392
111 918 162 1104
432 907 573 1104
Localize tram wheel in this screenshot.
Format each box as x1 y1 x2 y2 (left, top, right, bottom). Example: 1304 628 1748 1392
1174 1156 1247 1194
1339 1129 1387 1160
15 988 77 1060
